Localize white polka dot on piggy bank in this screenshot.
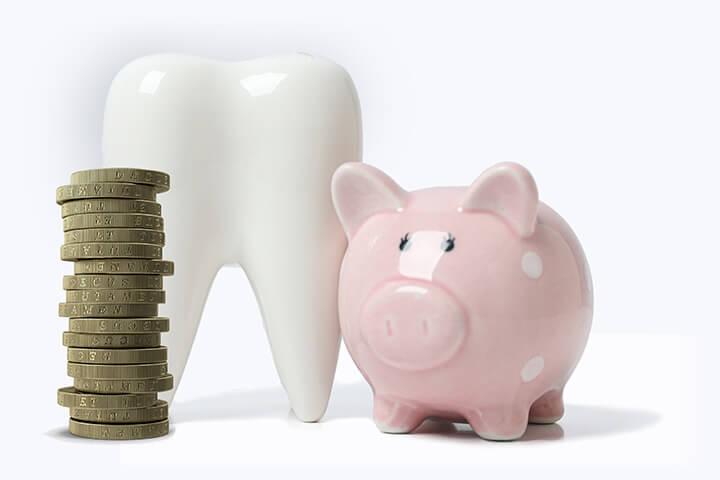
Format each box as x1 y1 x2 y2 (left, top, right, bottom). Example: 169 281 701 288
332 162 593 441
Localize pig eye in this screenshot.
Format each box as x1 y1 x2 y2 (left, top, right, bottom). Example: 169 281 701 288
441 233 455 252
399 233 412 251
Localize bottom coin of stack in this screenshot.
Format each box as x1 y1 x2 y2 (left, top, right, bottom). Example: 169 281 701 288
56 167 174 439
58 387 169 440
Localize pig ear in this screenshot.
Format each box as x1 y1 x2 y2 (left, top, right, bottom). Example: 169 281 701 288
459 162 539 238
332 163 407 238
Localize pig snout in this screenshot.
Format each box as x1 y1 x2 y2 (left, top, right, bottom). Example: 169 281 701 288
359 281 467 371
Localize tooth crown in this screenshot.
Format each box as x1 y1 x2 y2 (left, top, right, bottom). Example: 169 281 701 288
102 54 362 422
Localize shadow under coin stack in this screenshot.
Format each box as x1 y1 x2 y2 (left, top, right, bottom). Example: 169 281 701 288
55 168 174 440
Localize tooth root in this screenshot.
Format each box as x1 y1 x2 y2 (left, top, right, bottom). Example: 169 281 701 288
159 241 221 404
243 227 345 422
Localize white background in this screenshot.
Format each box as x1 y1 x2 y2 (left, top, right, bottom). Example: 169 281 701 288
0 0 718 477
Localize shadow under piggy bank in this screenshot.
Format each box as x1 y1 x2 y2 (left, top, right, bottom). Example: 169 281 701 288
414 404 661 442
171 382 660 442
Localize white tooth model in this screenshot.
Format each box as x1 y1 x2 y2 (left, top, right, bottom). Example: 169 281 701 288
102 54 362 422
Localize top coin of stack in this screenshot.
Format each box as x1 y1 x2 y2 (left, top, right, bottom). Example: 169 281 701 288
56 167 174 440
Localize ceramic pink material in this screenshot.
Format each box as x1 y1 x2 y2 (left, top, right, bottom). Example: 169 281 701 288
331 162 592 440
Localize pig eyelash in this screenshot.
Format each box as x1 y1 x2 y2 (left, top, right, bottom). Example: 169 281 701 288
441 233 455 252
399 233 412 251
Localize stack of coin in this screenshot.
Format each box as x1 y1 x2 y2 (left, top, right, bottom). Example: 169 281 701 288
56 168 174 440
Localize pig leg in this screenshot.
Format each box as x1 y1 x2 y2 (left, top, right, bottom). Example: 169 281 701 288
529 389 564 424
373 395 426 433
466 406 529 441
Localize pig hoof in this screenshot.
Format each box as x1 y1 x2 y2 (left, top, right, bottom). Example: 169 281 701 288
528 415 562 425
372 396 425 434
466 408 528 441
375 422 416 434
476 431 526 441
529 390 564 424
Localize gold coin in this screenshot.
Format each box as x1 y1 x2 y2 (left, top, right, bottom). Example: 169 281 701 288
63 213 163 232
68 418 169 440
64 229 165 245
56 183 156 204
63 274 163 290
69 317 169 333
61 243 162 261
67 346 167 364
70 168 170 192
57 386 157 409
70 400 168 424
66 289 165 304
62 332 161 348
74 260 174 276
61 199 161 218
73 374 174 393
68 362 168 379
59 302 159 318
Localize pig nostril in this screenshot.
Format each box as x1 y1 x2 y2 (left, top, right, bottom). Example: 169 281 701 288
422 318 429 335
385 318 393 337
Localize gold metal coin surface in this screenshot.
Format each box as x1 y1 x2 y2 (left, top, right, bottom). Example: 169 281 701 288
67 362 168 379
64 228 165 245
57 387 157 409
70 400 168 424
60 243 162 261
68 317 169 333
58 168 173 439
61 199 161 218
63 274 163 290
66 289 165 304
68 418 169 440
62 332 161 348
63 213 163 232
67 346 168 364
73 374 174 393
56 183 156 204
59 302 159 318
70 168 170 192
74 259 174 276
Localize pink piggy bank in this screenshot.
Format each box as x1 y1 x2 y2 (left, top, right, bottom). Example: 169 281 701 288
331 162 592 440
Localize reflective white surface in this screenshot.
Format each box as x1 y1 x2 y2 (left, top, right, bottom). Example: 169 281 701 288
35 333 714 477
